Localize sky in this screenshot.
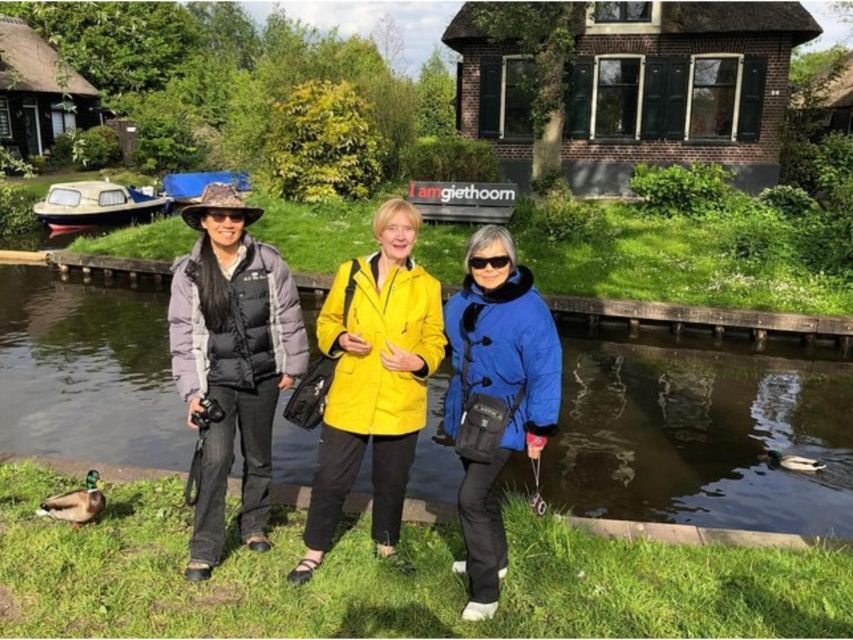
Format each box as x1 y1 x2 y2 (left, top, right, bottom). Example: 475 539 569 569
238 1 852 78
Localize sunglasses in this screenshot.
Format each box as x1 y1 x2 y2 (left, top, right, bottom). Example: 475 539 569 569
206 212 246 223
468 255 511 270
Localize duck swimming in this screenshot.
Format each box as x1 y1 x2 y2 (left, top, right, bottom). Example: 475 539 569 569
760 450 826 472
35 469 106 525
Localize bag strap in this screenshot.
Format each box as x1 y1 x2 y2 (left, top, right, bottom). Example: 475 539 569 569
343 258 361 325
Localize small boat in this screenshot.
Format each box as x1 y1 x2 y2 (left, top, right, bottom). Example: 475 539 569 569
34 181 171 232
162 171 251 213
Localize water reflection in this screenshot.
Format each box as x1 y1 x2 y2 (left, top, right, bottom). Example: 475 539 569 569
1 265 852 537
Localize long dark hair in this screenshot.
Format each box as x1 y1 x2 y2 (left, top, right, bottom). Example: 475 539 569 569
198 234 232 332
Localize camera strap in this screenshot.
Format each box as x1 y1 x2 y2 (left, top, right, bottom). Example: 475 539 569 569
184 427 209 507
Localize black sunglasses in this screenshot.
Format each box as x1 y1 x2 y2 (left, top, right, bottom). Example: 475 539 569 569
207 212 245 223
468 255 511 270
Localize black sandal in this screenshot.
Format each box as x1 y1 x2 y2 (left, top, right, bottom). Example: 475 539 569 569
287 558 321 585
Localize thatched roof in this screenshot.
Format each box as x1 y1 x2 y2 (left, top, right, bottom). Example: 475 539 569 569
813 51 853 109
442 2 822 51
0 15 99 96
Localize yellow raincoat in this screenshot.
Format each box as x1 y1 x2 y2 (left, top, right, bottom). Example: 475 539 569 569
317 256 446 435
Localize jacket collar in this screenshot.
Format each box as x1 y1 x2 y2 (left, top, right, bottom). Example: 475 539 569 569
185 231 256 281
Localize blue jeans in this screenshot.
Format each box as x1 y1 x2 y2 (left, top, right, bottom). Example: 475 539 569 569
189 377 280 565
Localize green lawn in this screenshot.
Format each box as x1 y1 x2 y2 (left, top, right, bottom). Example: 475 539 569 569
1 461 851 637
4 168 156 200
66 188 853 316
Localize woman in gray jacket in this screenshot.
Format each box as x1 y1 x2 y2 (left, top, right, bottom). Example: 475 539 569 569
168 183 309 582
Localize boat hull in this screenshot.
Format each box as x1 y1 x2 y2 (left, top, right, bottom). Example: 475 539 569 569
35 202 169 230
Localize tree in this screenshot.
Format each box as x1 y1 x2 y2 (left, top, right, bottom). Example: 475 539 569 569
472 2 588 184
370 13 406 75
186 2 260 70
415 48 456 138
2 2 201 98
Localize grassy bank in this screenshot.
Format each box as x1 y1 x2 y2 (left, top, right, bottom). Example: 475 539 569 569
1 461 852 637
66 188 853 316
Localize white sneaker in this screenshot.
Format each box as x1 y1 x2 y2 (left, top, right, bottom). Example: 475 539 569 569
462 601 498 622
451 560 508 579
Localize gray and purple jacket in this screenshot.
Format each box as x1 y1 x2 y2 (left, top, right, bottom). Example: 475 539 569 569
168 233 309 402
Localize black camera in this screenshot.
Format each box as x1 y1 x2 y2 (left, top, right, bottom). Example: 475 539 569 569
190 396 225 430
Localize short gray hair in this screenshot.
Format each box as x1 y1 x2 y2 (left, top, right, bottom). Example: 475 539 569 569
464 225 517 272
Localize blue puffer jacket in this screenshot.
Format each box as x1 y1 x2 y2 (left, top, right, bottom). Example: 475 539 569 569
443 266 562 452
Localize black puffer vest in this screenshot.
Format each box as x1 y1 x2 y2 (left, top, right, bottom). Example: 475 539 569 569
185 244 277 390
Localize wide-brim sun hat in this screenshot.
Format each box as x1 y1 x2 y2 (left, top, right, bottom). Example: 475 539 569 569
180 182 264 231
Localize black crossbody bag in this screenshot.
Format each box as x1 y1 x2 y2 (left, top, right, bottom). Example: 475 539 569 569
283 259 360 430
454 335 526 463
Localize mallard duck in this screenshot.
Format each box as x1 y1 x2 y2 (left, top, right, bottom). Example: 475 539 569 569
760 450 826 472
35 469 106 525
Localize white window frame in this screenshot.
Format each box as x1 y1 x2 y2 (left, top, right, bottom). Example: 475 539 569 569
0 97 12 140
586 1 662 35
684 53 744 142
499 54 535 139
590 54 646 141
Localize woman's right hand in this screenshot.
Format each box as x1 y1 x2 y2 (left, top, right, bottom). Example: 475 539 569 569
339 332 372 355
186 396 204 430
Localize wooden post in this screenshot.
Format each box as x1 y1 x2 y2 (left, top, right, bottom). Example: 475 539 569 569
714 325 725 345
587 314 600 336
672 322 684 336
154 274 163 285
840 336 852 358
803 333 816 346
129 271 138 289
58 264 69 275
104 269 113 281
754 329 767 353
629 318 640 338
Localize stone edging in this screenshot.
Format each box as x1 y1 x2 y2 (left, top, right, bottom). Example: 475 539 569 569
3 452 846 552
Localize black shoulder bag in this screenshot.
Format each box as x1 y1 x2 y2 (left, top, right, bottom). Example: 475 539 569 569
283 259 360 430
454 334 526 463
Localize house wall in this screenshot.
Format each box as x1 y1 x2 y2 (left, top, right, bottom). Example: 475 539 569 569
458 34 793 195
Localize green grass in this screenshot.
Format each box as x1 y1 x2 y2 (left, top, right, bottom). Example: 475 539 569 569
4 168 157 200
1 461 851 637
66 189 853 316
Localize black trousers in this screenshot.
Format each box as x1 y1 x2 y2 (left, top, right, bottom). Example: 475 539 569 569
458 448 512 603
303 423 419 552
189 377 279 565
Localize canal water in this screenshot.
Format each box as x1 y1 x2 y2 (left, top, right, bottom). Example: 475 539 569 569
1 263 852 538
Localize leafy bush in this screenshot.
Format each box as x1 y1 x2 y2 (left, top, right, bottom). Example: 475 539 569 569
49 133 75 167
808 177 853 278
721 198 795 264
262 80 383 202
77 126 122 170
359 72 418 179
129 92 207 173
415 49 456 139
0 183 41 237
814 132 853 198
758 185 817 219
534 179 601 241
400 137 501 182
629 163 734 217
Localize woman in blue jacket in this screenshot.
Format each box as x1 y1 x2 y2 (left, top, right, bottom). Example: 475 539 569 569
443 225 562 622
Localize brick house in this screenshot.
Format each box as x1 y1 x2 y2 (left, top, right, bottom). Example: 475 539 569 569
442 2 822 195
0 15 101 160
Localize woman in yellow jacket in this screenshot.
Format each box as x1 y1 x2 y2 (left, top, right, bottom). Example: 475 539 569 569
288 198 446 584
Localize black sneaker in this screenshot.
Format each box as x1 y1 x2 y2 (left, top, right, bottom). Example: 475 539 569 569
184 561 212 582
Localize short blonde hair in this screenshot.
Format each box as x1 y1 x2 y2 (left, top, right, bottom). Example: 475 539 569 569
372 198 422 240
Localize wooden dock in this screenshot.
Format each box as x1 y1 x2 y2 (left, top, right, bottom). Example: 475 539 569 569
37 250 853 355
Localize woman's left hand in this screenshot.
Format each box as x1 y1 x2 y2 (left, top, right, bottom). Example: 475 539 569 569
278 374 295 390
380 340 425 372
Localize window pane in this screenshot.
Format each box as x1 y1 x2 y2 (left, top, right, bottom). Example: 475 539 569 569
625 2 651 20
0 99 11 139
47 189 81 206
595 2 621 21
99 190 127 206
595 59 640 137
690 87 736 137
599 59 640 85
505 59 533 136
694 58 738 86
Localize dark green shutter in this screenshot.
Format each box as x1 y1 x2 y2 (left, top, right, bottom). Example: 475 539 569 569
664 58 689 140
456 62 463 132
479 57 502 139
737 56 767 142
641 58 667 139
566 58 593 139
